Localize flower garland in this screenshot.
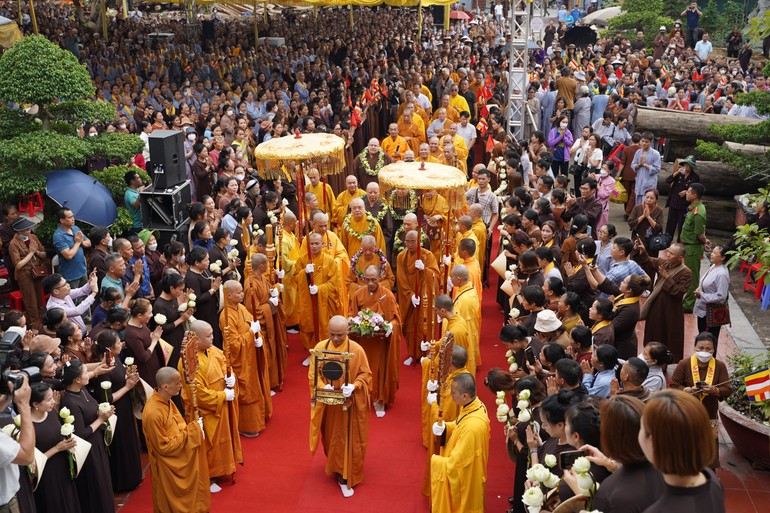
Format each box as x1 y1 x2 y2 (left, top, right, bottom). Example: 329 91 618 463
388 189 418 220
359 149 385 176
350 248 388 280
392 226 430 255
371 205 390 223
343 212 378 238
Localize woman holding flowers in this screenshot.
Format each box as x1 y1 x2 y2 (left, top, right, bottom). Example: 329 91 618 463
152 272 195 370
60 358 116 513
124 298 165 388
29 381 80 513
90 330 142 492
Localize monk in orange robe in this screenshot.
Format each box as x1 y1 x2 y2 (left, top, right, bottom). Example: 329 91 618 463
396 230 440 365
143 367 211 513
280 211 300 328
309 315 372 497
306 168 336 217
338 198 386 257
381 123 409 161
244 253 287 391
295 232 343 361
300 211 351 309
333 175 366 229
422 189 450 261
220 280 272 436
454 238 483 299
397 110 426 154
453 218 481 265
450 265 482 368
346 235 395 299
349 265 401 416
180 320 243 487
418 143 440 164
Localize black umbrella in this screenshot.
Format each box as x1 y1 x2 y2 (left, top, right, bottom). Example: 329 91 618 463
563 26 598 48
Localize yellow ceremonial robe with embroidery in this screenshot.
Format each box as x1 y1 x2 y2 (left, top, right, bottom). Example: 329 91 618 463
333 189 366 228
299 229 351 310
306 181 336 217
345 252 395 299
294 251 343 349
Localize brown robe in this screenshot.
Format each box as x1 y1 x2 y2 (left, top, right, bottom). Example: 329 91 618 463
345 251 396 300
244 268 287 390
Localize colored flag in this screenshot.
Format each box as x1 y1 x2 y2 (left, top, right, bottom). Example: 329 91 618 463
476 117 488 136
568 59 579 71
351 103 363 128
745 368 770 402
485 134 495 153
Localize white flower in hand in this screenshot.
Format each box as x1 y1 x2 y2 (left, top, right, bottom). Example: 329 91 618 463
227 249 239 259
60 423 75 437
526 464 551 483
519 389 531 400
544 454 557 468
153 314 167 325
66 415 75 424
188 300 196 308
229 239 238 246
509 362 518 373
124 357 134 366
521 486 544 510
187 293 196 301
509 308 520 319
98 403 111 414
178 303 188 312
497 404 510 418
517 399 529 410
59 408 71 419
544 472 560 489
505 350 514 358
100 381 112 391
517 409 531 423
282 198 289 206
572 456 591 474
576 472 597 493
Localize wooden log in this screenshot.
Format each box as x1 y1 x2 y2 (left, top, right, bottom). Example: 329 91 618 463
634 106 762 143
703 197 741 233
657 161 766 199
723 141 770 157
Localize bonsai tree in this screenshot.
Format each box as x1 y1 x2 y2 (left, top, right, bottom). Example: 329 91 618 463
0 35 142 203
608 0 675 46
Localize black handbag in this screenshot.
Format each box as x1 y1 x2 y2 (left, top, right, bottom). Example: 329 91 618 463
648 232 673 252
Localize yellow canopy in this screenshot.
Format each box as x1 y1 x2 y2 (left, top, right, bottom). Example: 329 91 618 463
0 16 23 48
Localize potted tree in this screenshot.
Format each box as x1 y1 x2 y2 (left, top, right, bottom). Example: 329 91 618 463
720 352 770 469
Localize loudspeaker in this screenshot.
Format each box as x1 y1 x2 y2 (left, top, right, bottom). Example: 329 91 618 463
152 220 191 250
201 20 215 43
140 180 192 230
148 130 187 189
431 5 446 26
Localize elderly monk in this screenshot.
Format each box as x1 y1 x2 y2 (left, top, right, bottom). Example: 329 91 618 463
441 142 467 175
143 367 211 513
433 96 460 123
381 123 409 161
398 109 426 154
295 232 343 363
428 137 444 161
450 265 482 368
301 211 350 307
468 204 488 270
435 293 475 374
180 320 243 491
303 192 319 230
349 265 401 417
397 90 430 126
280 211 301 330
430 374 490 513
244 254 287 392
305 168 336 218
453 216 481 265
418 143 440 164
427 108 453 139
339 198 386 257
346 235 395 298
421 346 471 494
333 175 367 229
309 315 372 498
364 182 393 242
354 139 392 189
397 230 440 366
220 280 272 437
422 189 450 261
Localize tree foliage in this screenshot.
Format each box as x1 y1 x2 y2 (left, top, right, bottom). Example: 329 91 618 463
608 0 676 44
86 133 146 163
91 165 151 204
696 140 770 179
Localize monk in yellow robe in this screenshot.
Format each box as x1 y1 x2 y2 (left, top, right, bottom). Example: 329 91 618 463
309 316 372 497
449 88 471 115
469 204 488 270
447 125 469 162
339 198 386 257
306 168 335 217
300 211 350 309
450 265 482 368
430 374 490 513
454 239 482 302
441 143 468 175
280 211 300 328
397 91 429 125
381 123 409 161
422 189 450 261
333 175 366 229
181 320 243 485
432 98 460 123
349 266 401 415
244 254 287 391
453 216 481 265
346 234 395 299
143 367 211 513
220 280 272 436
396 230 440 365
418 143 440 164
435 293 475 375
295 232 343 359
428 137 445 161
397 110 426 154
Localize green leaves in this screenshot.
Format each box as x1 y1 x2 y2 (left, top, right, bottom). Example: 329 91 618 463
91 165 150 204
49 100 116 125
695 140 770 180
608 0 675 45
707 120 770 145
0 35 94 105
85 132 145 162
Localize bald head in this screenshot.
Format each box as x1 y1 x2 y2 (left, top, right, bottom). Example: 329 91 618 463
434 293 454 311
459 215 473 231
190 319 214 349
451 345 469 369
328 315 348 333
361 235 376 251
224 280 242 293
450 264 469 285
469 204 483 218
251 253 268 269
156 367 181 386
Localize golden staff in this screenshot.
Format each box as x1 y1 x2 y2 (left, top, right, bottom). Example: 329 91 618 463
181 331 203 439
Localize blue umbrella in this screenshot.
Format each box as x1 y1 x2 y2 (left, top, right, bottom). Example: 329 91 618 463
45 169 118 226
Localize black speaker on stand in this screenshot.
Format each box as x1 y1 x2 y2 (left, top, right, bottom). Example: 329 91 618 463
148 130 187 190
431 5 446 27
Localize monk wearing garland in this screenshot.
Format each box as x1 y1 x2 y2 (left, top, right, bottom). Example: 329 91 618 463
435 293 475 375
180 321 243 491
363 182 394 243
430 374 490 513
309 316 372 498
354 140 392 190
381 123 409 161
305 168 336 218
422 189 449 261
280 211 301 330
396 230 440 366
449 265 482 368
299 211 351 308
346 235 395 299
244 253 287 392
349 265 401 417
339 198 386 257
143 367 211 513
220 280 272 437
295 232 343 364
332 175 366 230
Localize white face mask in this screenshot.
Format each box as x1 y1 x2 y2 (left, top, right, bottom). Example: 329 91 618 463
227 110 234 117
600 170 608 177
187 133 196 141
560 122 568 129
695 351 713 363
106 237 113 248
19 234 29 241
89 132 97 137
177 255 186 264
235 174 245 181
147 243 158 252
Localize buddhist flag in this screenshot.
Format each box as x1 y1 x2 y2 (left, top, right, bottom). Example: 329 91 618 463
476 117 488 136
745 368 770 402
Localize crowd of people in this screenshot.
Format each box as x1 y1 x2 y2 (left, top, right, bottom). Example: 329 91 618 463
0 0 765 512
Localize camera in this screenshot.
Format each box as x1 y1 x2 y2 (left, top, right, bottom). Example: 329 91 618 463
0 332 41 395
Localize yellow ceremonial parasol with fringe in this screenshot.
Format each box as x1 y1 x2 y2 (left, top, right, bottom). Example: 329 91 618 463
254 132 346 180
376 160 467 208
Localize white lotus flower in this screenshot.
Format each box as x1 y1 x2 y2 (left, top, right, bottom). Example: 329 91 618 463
1 425 16 438
519 389 531 400
65 415 75 425
572 456 591 474
509 264 518 272
178 303 189 312
188 301 196 308
496 404 510 417
153 313 167 325
517 399 529 410
59 408 71 419
230 239 238 246
505 270 513 280
60 423 75 437
257 229 264 236
98 403 111 414
509 308 520 319
13 415 20 427
100 381 112 390
517 409 531 423
526 463 550 483
124 357 134 366
544 454 557 468
505 350 513 358
503 239 509 246
495 396 506 406
507 356 516 364
509 362 518 373
577 473 597 493
187 293 196 301
216 260 223 267
282 198 289 206
544 472 560 488
521 487 544 509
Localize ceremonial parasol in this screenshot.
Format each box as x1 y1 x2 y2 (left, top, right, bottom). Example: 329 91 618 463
253 132 346 180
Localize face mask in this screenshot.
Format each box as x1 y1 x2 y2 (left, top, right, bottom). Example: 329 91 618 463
187 133 196 141
119 124 126 130
89 132 97 137
106 237 113 248
227 110 234 116
235 174 245 181
19 235 29 241
695 351 713 363
178 255 186 264
600 170 608 177
560 122 568 129
147 243 158 252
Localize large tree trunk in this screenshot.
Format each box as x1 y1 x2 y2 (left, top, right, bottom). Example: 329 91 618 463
656 161 766 199
723 141 770 157
634 106 763 143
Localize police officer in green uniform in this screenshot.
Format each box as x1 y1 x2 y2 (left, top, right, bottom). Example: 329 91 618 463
680 183 710 312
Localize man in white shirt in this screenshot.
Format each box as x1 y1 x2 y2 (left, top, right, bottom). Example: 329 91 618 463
694 33 713 64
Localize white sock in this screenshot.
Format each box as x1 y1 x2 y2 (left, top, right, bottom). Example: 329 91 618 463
403 356 414 366
210 482 222 493
339 482 354 498
302 356 311 366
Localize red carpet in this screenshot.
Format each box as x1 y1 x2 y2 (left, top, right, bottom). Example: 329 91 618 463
119 265 514 513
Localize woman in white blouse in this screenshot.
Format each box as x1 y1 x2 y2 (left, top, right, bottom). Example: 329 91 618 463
572 133 603 189
694 244 730 350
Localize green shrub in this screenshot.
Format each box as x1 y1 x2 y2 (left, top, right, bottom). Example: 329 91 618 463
110 207 135 238
91 165 151 204
85 132 145 163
